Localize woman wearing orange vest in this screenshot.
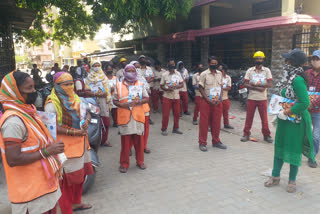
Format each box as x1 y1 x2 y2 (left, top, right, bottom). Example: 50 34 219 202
113 64 149 173
45 72 93 213
0 71 64 214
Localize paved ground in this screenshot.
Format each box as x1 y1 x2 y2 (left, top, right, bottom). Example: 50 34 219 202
1 100 320 214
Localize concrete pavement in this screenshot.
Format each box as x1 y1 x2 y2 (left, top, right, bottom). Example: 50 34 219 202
1 100 320 214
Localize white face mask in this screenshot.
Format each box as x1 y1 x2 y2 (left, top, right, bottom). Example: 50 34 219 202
76 68 82 75
312 60 320 69
92 67 100 72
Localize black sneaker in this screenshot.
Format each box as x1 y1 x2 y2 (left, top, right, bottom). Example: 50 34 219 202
224 124 234 129
113 123 118 127
199 145 208 152
184 112 191 115
213 142 227 150
308 158 317 168
241 135 249 142
149 118 154 125
264 136 273 143
172 129 183 134
180 112 183 117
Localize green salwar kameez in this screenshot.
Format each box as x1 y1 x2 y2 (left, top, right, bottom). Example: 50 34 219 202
272 76 315 181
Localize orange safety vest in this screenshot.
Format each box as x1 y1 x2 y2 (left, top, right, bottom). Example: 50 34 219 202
0 111 59 203
56 134 85 159
116 81 145 125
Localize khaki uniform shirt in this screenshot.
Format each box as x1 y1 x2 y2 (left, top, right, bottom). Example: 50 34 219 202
199 69 223 99
192 72 201 97
113 80 149 135
116 69 124 82
178 69 189 92
244 66 272 101
160 70 184 99
153 68 166 90
222 75 232 100
141 66 154 88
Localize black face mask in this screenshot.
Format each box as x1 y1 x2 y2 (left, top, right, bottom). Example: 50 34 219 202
140 61 146 66
198 68 204 73
168 65 175 70
107 71 113 75
254 61 263 66
209 65 218 70
25 91 38 104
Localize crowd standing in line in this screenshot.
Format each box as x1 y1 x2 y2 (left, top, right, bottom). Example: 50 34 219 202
1 48 320 213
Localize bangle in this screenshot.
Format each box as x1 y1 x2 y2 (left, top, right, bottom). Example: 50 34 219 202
39 149 46 159
86 118 91 122
43 148 50 157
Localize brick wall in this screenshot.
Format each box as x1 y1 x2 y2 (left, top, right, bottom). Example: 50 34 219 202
270 25 303 87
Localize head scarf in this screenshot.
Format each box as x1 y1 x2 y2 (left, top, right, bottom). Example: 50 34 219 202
46 72 81 128
84 61 110 95
124 64 138 82
0 71 61 182
177 61 185 74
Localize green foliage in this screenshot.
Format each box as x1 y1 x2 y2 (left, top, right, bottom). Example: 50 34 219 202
15 0 193 46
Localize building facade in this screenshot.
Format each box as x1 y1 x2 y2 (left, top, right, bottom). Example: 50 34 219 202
116 0 320 81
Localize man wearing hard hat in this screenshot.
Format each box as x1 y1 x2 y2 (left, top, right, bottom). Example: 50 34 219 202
241 51 273 143
116 58 127 81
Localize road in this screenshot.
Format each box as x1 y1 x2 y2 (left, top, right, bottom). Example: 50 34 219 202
1 100 320 214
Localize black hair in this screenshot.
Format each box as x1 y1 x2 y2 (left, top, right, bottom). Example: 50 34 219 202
221 63 228 72
168 58 175 63
54 63 59 67
208 56 219 64
13 71 30 88
33 64 37 67
154 61 161 66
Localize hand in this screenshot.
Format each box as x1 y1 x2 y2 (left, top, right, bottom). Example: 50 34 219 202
81 120 89 130
166 86 174 91
46 141 65 155
283 109 293 116
206 98 215 106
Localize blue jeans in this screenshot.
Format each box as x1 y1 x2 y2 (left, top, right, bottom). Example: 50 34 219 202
311 113 320 156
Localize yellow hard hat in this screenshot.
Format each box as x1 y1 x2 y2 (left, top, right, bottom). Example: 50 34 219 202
253 51 265 58
119 58 127 63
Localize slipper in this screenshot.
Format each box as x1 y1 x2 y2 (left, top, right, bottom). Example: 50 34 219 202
101 142 112 147
119 167 128 173
137 163 147 170
72 204 92 211
249 137 258 142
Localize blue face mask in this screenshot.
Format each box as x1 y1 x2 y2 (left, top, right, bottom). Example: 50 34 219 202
168 65 175 70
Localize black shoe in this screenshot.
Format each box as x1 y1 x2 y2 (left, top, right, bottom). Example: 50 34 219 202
113 123 118 127
308 158 317 168
149 118 154 125
192 120 198 125
129 149 132 156
199 145 208 152
213 142 227 150
184 112 191 115
180 112 183 117
264 136 273 143
224 124 234 129
172 129 183 134
241 135 249 142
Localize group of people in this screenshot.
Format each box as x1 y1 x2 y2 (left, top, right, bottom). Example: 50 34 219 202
1 48 320 213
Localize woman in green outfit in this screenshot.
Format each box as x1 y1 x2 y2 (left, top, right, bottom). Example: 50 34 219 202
265 49 315 193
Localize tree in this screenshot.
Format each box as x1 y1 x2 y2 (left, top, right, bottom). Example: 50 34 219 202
15 0 193 46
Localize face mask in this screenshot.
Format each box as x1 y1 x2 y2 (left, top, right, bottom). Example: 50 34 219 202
168 65 175 70
92 67 100 72
254 61 263 66
124 72 138 82
25 91 38 104
312 60 320 69
107 71 113 75
76 69 82 75
140 61 146 66
209 65 218 70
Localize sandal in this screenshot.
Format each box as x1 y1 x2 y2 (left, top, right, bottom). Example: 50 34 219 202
137 163 147 170
72 203 92 211
101 142 112 147
144 148 151 154
287 181 296 193
119 167 128 173
264 176 280 187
